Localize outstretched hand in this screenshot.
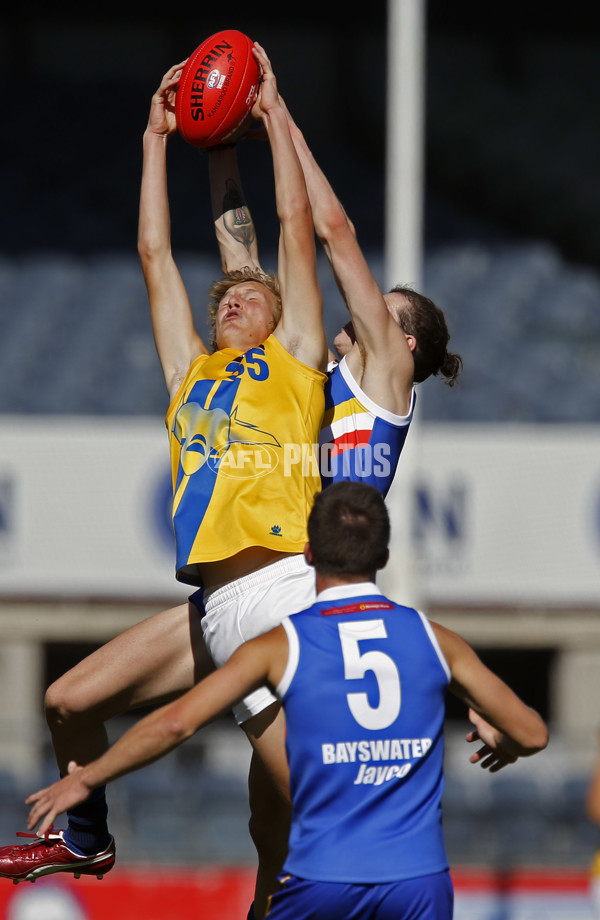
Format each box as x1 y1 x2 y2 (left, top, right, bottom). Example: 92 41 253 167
26 761 92 837
251 42 280 121
466 708 519 773
147 60 188 137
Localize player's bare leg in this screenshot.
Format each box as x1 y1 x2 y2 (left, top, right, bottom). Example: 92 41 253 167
45 600 212 772
242 704 292 920
0 600 214 883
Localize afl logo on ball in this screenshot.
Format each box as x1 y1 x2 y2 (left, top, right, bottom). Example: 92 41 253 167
207 69 221 89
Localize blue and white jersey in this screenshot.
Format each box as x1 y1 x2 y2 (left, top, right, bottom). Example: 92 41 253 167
320 357 415 497
277 583 451 884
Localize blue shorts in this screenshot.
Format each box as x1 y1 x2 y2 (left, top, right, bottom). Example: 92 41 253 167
265 870 453 920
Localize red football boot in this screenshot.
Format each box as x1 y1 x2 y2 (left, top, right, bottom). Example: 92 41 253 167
0 828 115 883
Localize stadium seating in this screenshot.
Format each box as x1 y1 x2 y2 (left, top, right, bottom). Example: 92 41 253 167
1 241 599 422
9 726 592 870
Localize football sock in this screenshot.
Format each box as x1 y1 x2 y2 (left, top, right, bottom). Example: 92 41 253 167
63 785 111 855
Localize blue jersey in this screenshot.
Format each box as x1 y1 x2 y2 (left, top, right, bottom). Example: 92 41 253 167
320 357 415 496
277 583 451 884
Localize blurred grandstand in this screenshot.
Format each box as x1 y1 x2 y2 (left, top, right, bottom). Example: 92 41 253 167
0 720 596 874
1 237 599 421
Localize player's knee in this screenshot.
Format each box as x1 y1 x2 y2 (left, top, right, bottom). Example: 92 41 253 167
44 676 81 728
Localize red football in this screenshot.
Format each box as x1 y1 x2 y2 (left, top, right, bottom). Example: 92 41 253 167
175 30 260 148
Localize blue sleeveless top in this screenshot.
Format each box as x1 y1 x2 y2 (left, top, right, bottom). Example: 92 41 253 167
320 357 415 496
277 583 451 883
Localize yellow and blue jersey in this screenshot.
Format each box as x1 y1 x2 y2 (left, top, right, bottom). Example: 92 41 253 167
320 357 415 496
166 335 327 584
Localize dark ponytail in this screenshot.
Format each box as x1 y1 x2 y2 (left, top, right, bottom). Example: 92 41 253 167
390 284 463 386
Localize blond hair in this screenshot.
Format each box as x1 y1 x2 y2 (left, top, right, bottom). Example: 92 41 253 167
207 267 282 351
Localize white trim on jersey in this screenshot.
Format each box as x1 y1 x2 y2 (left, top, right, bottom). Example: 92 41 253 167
316 582 382 602
338 356 415 427
278 617 301 699
416 609 452 682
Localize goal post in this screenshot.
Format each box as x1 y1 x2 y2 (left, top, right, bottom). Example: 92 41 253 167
379 0 426 609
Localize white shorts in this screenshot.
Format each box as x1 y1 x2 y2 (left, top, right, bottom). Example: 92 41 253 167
201 554 316 724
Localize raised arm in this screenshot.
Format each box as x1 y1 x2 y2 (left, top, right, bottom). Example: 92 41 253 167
138 62 208 401
433 621 549 771
285 107 414 413
26 627 289 836
208 145 261 272
251 43 327 371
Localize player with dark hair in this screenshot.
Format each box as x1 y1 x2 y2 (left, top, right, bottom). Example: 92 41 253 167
306 479 390 575
386 283 461 385
24 481 548 920
286 107 461 492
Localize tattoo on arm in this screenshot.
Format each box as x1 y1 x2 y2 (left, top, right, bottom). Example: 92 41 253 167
222 180 256 253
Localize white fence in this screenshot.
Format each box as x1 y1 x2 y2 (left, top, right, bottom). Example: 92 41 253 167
0 417 598 606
